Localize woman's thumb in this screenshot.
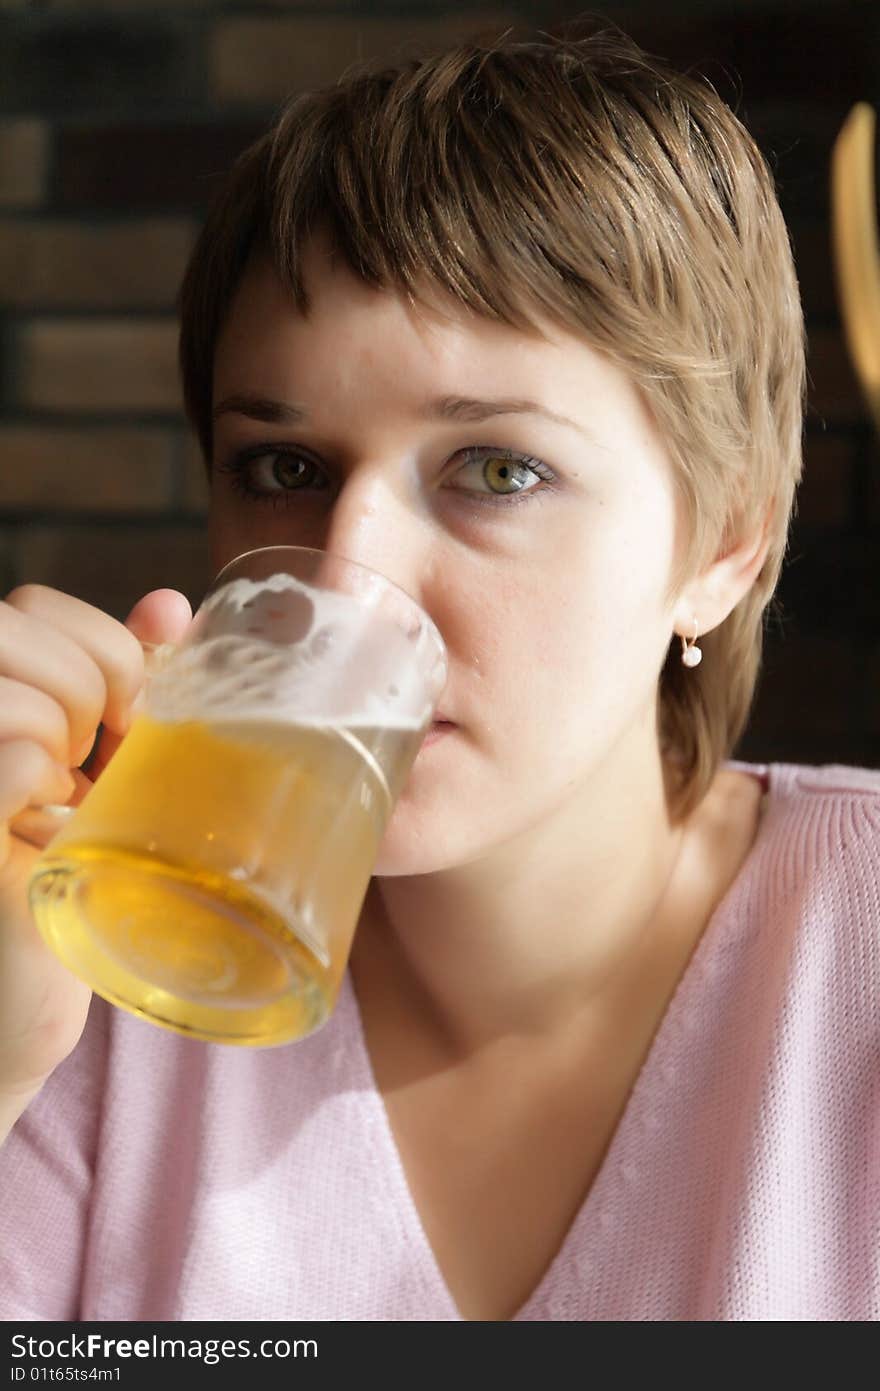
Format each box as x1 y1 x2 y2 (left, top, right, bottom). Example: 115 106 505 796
122 587 194 647
84 589 194 781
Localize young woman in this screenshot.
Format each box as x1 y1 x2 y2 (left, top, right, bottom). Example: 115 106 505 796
0 27 877 1321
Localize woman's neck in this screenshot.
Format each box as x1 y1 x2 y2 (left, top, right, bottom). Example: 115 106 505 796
349 732 690 1059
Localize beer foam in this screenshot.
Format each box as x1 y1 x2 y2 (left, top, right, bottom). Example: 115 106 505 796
147 573 446 730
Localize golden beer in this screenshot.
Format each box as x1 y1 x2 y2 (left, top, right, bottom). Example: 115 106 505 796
29 711 422 1045
28 549 447 1046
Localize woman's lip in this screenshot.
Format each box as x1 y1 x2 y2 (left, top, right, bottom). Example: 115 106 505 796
420 720 456 749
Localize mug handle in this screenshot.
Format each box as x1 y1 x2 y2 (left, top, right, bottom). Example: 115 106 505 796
10 640 176 844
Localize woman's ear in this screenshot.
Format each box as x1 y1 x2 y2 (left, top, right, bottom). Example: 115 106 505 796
672 503 773 640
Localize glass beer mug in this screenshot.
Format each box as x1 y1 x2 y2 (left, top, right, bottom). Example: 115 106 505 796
28 547 447 1047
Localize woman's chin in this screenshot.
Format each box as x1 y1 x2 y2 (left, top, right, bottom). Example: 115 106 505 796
370 840 443 879
370 807 459 878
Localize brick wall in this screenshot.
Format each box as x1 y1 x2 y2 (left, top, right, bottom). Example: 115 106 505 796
1 0 878 768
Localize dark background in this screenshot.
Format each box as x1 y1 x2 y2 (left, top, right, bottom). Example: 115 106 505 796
0 0 878 769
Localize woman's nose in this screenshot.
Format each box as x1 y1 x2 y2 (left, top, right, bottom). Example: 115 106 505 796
316 470 447 685
319 467 420 591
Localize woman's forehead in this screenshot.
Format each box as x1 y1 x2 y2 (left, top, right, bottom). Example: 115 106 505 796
219 248 619 405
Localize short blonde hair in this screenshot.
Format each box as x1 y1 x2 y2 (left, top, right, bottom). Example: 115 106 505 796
178 23 806 821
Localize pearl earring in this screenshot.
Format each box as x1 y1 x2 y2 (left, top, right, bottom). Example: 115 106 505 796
681 618 703 668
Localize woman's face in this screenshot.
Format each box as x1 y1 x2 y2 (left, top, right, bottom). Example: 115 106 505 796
209 241 688 875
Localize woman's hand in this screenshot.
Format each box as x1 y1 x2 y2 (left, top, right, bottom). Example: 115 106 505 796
0 584 192 1112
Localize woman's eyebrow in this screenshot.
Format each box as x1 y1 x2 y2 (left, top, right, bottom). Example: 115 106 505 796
428 395 590 437
212 392 592 438
212 395 306 424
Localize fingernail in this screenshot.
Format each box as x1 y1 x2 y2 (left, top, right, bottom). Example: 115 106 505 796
72 736 95 767
53 764 76 800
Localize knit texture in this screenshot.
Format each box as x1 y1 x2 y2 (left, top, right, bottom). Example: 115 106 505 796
1 760 878 1321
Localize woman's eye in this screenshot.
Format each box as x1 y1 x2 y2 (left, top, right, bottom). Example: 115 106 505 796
249 452 322 492
216 449 327 505
450 447 551 500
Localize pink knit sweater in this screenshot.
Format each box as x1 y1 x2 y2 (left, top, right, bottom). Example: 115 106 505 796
1 760 878 1321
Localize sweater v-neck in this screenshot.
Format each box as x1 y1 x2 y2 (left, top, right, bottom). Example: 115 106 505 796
335 761 772 1321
